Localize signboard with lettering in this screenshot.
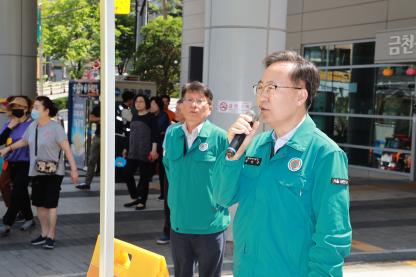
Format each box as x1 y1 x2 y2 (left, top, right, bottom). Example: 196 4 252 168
375 27 416 63
68 81 100 169
217 100 252 114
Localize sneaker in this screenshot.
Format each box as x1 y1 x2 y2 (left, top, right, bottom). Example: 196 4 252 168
75 183 90 190
20 219 35 231
15 212 25 223
42 238 55 249
0 224 10 237
156 235 170 245
30 235 47 245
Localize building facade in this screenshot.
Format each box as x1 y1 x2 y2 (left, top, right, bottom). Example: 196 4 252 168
181 0 416 179
0 0 37 103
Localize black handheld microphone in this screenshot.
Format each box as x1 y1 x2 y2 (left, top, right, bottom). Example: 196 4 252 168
226 110 259 159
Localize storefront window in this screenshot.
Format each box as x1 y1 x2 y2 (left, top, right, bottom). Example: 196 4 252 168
312 114 413 173
303 46 327 66
375 66 416 116
304 41 416 174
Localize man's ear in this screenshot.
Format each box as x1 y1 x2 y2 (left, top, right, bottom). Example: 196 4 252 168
297 89 308 106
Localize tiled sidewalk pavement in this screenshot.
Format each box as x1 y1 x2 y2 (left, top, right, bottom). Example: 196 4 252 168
0 177 233 277
1 175 416 276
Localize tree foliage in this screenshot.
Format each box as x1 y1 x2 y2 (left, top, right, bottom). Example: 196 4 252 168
42 0 100 79
134 16 182 96
42 0 136 79
148 0 183 17
115 15 136 75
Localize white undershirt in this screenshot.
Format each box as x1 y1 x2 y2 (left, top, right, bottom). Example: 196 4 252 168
272 115 306 153
182 121 205 148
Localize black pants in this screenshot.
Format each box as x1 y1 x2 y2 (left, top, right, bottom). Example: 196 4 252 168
3 162 33 226
163 174 170 238
115 135 126 182
171 230 226 277
123 159 153 203
158 158 166 198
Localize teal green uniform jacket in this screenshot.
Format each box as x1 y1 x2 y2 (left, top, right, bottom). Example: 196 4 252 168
213 115 352 276
163 120 230 234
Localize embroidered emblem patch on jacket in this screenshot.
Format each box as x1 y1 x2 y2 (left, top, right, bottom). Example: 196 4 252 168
288 158 302 172
199 143 208 152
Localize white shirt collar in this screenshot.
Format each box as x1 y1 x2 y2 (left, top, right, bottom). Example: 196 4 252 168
272 115 306 153
182 121 205 148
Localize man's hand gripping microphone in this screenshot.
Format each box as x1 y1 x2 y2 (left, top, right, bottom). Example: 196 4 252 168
226 110 259 159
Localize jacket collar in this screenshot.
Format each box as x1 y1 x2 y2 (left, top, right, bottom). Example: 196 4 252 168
178 119 211 138
257 114 315 153
285 114 315 152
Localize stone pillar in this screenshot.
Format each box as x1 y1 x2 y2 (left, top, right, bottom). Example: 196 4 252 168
203 0 288 240
0 0 37 104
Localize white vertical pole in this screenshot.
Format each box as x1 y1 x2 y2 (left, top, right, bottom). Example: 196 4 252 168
99 0 115 276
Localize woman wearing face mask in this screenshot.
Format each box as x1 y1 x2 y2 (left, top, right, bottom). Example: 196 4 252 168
0 96 35 236
0 96 78 249
123 94 159 210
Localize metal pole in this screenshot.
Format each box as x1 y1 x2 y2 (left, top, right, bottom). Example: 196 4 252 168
143 0 147 25
411 114 416 181
99 0 115 276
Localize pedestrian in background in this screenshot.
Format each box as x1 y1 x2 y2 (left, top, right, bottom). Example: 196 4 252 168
161 94 176 122
76 102 100 190
0 96 34 236
156 98 184 245
0 96 79 249
150 96 170 200
123 94 159 210
163 82 229 277
0 96 15 210
115 91 134 182
213 50 351 276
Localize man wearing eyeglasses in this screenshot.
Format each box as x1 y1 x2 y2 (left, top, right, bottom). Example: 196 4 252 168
163 81 230 277
212 50 351 276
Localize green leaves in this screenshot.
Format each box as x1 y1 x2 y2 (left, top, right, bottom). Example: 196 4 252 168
134 16 182 95
42 0 100 79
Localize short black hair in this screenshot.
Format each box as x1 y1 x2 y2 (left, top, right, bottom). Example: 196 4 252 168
150 96 164 111
181 81 213 104
134 94 150 109
161 94 170 102
35 96 58 117
121 90 135 103
264 50 320 109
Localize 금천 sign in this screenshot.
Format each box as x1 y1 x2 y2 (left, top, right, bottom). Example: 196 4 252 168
375 27 416 63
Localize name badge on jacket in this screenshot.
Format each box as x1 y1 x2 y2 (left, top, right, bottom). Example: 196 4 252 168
244 156 262 166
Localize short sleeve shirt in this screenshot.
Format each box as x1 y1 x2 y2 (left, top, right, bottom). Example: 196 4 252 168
23 120 67 176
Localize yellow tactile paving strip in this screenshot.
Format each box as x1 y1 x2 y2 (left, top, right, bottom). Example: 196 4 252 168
404 260 416 267
351 240 385 252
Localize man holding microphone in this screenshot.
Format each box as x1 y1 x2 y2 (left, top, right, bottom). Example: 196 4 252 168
213 50 351 276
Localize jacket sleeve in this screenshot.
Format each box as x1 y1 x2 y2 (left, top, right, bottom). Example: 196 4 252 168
212 151 245 208
308 150 352 276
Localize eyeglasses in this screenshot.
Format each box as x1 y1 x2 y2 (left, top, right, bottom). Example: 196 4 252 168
183 98 208 106
253 82 302 97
